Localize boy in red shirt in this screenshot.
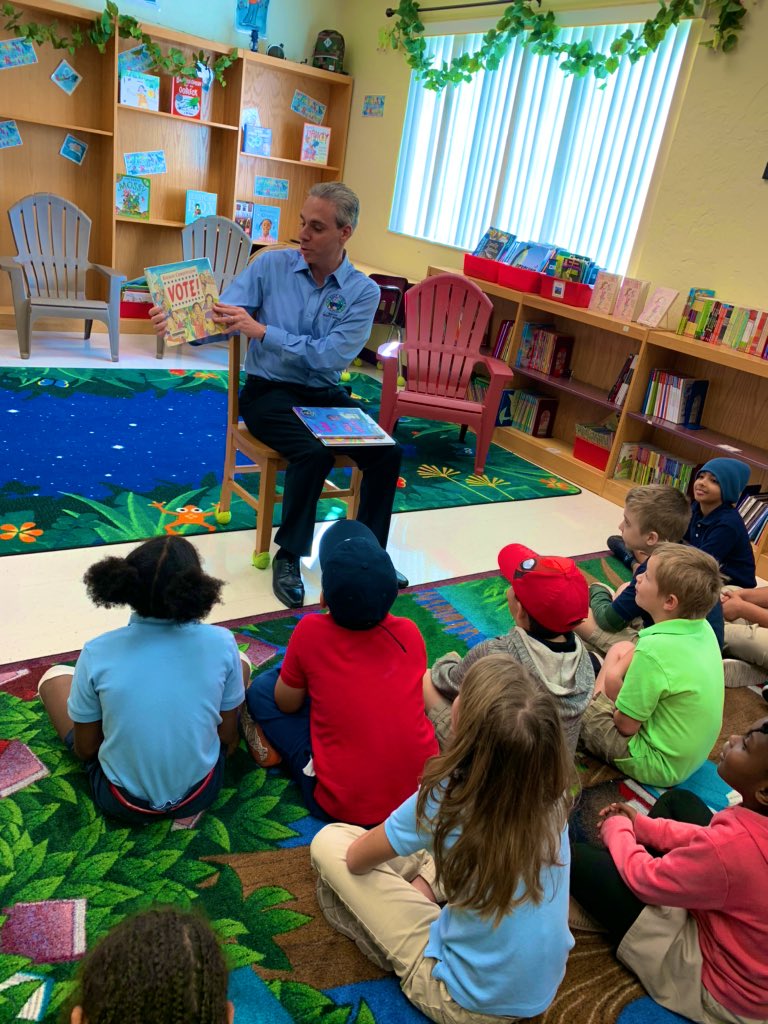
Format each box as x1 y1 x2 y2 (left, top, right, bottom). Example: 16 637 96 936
243 520 437 826
570 715 768 1022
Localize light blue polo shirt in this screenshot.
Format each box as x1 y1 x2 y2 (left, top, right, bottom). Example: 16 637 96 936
67 614 244 809
385 791 573 1017
220 249 380 387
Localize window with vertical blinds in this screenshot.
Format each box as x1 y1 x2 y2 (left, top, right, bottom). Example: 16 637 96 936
389 21 690 273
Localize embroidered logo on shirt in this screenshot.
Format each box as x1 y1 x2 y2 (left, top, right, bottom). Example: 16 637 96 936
325 292 347 315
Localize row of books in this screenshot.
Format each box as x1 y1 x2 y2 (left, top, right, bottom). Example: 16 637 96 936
471 227 597 283
737 488 768 544
677 288 768 357
491 319 516 362
640 369 709 427
115 175 218 225
498 390 558 438
614 442 696 493
515 323 574 377
119 70 204 120
607 354 638 409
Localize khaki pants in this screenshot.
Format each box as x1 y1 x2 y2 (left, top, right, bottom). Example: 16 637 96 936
579 692 631 764
723 623 768 672
310 823 518 1024
619 905 765 1024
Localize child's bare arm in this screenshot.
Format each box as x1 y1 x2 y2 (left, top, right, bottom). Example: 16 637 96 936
274 675 306 713
346 823 398 874
613 708 643 736
595 641 635 700
722 593 768 627
218 707 241 756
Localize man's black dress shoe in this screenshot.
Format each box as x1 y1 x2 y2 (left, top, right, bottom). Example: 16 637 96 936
395 569 409 589
272 555 305 609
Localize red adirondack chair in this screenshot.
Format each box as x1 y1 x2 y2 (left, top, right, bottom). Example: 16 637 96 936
377 273 514 475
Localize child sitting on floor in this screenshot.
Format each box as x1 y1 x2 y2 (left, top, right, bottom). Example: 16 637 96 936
311 654 574 1024
38 536 246 825
243 519 438 827
722 585 768 694
578 484 725 652
685 457 757 589
67 906 233 1024
424 543 594 755
580 543 724 787
570 714 768 1023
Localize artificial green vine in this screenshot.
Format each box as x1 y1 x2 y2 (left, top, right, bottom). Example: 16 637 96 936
383 0 749 88
1 0 238 86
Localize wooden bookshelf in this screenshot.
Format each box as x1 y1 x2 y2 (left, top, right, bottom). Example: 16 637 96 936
428 266 768 578
0 1 354 335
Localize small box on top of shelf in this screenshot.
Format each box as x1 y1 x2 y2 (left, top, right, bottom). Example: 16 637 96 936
463 254 503 283
538 275 593 308
497 264 542 293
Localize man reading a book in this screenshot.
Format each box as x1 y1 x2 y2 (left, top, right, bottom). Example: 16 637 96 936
149 182 404 610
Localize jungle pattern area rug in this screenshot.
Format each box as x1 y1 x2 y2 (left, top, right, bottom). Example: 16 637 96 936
0 367 579 556
1 555 762 1024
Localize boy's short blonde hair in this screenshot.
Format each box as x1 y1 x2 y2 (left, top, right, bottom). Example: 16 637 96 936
625 485 690 541
650 542 722 619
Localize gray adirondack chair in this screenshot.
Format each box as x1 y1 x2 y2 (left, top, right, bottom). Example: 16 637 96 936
156 215 253 358
0 194 126 361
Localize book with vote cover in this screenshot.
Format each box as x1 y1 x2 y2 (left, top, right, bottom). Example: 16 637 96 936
144 258 227 347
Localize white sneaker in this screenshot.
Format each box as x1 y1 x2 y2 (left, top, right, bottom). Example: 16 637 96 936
723 659 768 689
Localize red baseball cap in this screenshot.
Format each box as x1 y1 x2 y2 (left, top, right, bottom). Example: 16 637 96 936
497 543 588 634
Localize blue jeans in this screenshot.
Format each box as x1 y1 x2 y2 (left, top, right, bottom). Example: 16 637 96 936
245 667 332 821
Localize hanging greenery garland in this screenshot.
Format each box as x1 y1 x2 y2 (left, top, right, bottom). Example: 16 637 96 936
1 0 238 85
383 0 749 89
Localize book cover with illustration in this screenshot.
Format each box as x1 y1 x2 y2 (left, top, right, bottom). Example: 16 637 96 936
242 124 272 156
234 200 254 237
472 227 516 262
300 124 331 165
252 204 280 243
293 406 395 446
144 258 226 347
115 174 150 220
588 271 623 315
171 76 202 120
119 70 160 110
614 278 650 322
509 242 557 273
184 189 217 224
637 286 679 328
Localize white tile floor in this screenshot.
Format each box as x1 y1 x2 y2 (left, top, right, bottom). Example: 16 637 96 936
0 326 623 663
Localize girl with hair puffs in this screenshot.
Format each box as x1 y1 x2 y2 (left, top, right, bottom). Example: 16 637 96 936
311 654 575 1023
38 536 247 825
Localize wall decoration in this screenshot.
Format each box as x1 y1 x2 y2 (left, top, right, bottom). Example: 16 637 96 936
124 150 167 175
362 95 385 118
60 133 88 165
50 59 82 94
253 176 289 200
0 120 22 149
290 89 326 125
0 37 37 69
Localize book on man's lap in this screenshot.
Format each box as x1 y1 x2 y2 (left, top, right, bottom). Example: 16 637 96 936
293 406 395 446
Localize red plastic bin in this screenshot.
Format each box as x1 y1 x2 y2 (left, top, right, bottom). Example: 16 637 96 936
120 300 153 319
573 436 610 471
538 275 593 308
463 253 504 283
497 264 542 293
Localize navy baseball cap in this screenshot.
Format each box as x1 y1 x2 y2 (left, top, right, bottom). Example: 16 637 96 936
319 520 398 630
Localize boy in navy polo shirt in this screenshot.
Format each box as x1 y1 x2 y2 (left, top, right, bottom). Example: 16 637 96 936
684 457 756 589
242 520 437 827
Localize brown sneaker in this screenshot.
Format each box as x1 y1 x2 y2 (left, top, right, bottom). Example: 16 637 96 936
240 707 282 766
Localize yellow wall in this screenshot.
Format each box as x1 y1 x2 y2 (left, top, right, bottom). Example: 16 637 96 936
340 0 768 307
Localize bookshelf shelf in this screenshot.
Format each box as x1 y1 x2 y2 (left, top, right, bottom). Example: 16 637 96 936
117 106 239 132
626 413 768 472
239 153 341 171
646 330 768 379
0 113 113 137
116 216 187 229
495 426 607 491
512 366 620 411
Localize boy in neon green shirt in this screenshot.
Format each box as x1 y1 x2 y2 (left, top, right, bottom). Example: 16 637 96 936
580 543 724 786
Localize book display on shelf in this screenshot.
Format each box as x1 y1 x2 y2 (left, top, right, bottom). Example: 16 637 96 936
472 227 516 262
588 271 622 315
300 123 331 165
737 489 768 543
500 390 558 437
614 442 696 493
637 286 679 328
242 124 272 156
508 242 557 273
115 174 150 220
170 76 202 120
234 200 254 237
677 287 716 337
144 258 225 347
468 377 516 425
293 406 395 446
515 323 574 377
492 319 515 361
614 278 650 322
640 369 709 427
184 189 217 224
607 354 638 408
119 71 160 111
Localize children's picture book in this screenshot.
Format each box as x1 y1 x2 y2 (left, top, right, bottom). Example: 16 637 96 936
119 71 160 111
252 204 281 243
124 149 167 175
118 44 154 75
588 271 622 315
614 277 650 322
184 189 217 224
509 242 557 273
637 286 679 328
171 76 202 120
293 407 395 446
253 175 289 200
0 120 22 149
677 287 716 336
242 124 272 156
144 258 226 347
115 174 151 220
290 89 326 124
472 227 516 262
362 94 385 117
300 123 331 165
0 38 37 70
50 59 82 95
59 134 87 165
235 200 254 237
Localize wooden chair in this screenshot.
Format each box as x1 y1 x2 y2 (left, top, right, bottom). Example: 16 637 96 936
156 215 253 358
377 273 513 475
0 193 125 361
215 338 362 568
